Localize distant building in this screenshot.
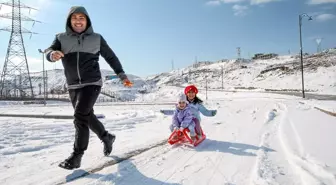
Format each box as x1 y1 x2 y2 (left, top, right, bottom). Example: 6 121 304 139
252 53 278 60
216 59 230 63
192 61 212 68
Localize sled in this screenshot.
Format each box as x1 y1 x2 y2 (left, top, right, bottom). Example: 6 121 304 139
168 127 206 147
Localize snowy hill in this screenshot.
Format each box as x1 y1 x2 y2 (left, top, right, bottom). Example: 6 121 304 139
29 69 152 101
146 49 336 95
101 73 155 101
30 69 120 92
12 49 336 102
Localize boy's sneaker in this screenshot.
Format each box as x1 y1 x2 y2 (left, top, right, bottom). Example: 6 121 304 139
101 132 116 156
58 152 83 170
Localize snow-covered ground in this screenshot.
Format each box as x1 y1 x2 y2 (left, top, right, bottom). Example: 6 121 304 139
300 99 336 113
1 89 335 185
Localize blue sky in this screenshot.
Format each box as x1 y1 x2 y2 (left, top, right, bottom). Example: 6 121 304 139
0 0 335 77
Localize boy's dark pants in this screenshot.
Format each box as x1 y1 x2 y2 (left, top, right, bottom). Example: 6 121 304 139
69 85 106 154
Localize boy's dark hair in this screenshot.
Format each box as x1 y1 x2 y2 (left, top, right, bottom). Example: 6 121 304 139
188 96 203 104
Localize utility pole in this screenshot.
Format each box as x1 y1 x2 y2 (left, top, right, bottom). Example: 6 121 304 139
237 47 241 60
315 38 323 53
38 49 46 106
38 83 41 95
299 13 312 98
221 66 224 90
206 77 208 100
194 56 198 68
171 59 174 71
46 70 48 98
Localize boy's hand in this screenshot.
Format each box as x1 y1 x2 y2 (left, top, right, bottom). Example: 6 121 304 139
51 51 64 61
123 79 133 87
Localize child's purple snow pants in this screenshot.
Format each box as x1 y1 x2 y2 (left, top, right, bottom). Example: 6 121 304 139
193 118 202 135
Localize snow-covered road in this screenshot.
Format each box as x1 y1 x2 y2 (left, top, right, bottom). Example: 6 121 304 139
0 92 335 185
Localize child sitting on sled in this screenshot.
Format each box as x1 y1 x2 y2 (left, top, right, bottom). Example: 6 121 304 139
169 94 197 142
184 85 217 137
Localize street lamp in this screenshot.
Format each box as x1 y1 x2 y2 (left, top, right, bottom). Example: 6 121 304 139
38 49 46 106
299 13 312 98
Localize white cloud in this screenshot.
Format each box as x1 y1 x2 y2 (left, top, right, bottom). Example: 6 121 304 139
315 13 336 21
221 0 246 3
205 0 280 15
206 0 222 6
0 0 51 28
207 0 280 4
308 0 336 4
250 0 280 5
28 56 62 72
232 4 249 16
0 4 12 13
0 4 13 27
321 5 336 9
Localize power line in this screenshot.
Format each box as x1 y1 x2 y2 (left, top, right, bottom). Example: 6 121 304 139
0 0 41 98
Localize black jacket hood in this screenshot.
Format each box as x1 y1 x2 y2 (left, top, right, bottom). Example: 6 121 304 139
66 6 93 35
